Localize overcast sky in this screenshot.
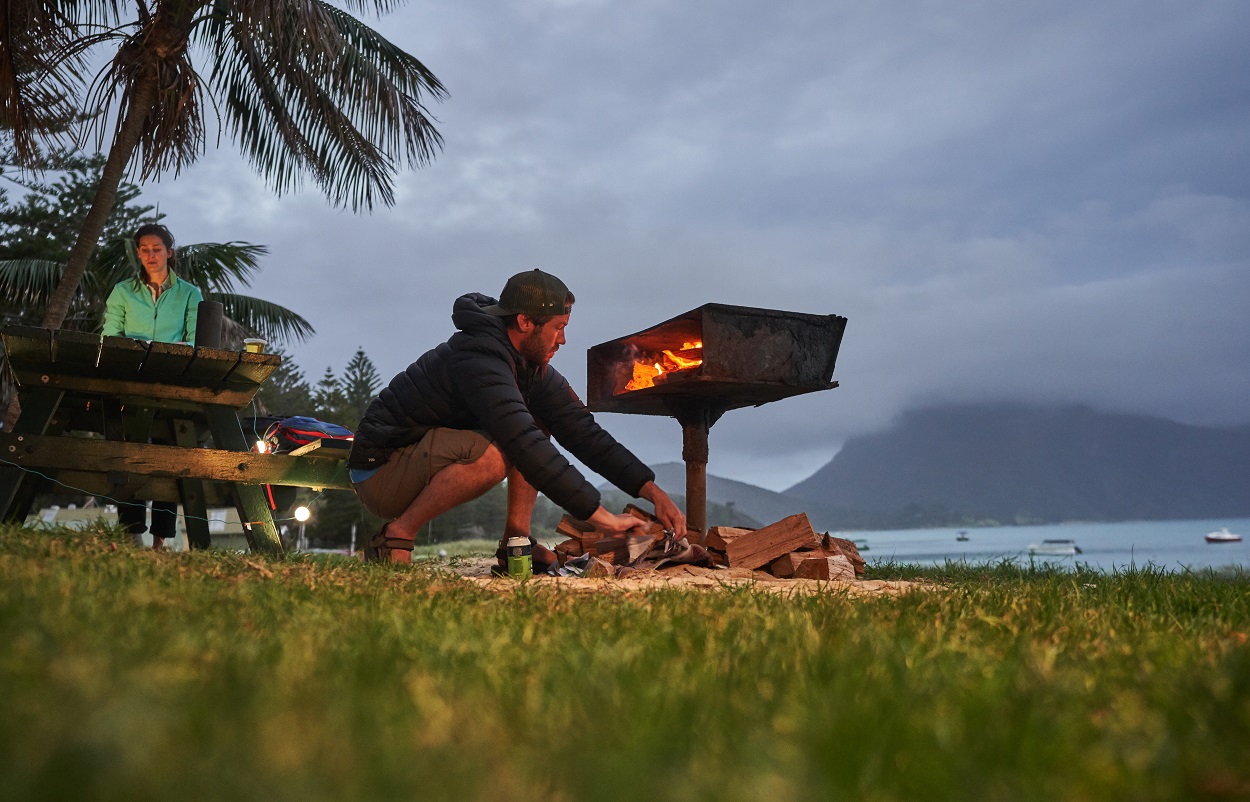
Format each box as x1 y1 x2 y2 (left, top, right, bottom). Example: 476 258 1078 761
143 0 1249 492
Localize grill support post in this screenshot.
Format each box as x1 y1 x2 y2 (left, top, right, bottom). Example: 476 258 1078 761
674 403 726 536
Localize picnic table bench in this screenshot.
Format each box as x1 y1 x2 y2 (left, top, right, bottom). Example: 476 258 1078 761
0 325 353 554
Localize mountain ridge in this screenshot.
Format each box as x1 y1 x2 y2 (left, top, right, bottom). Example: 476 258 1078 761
606 404 1250 530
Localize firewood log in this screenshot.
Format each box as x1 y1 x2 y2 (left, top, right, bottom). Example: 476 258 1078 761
704 514 818 569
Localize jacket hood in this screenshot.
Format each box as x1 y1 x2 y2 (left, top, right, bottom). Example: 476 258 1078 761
452 292 509 337
451 292 551 379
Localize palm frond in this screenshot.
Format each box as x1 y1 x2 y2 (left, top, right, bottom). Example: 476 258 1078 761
72 0 211 180
0 255 106 326
0 257 64 308
178 241 267 291
330 0 406 16
0 1 90 165
199 0 446 211
213 291 315 345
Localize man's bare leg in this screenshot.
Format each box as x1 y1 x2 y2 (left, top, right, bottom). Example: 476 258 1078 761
504 466 539 539
499 467 559 571
382 445 509 564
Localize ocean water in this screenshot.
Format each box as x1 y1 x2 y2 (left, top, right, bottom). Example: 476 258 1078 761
839 517 1250 573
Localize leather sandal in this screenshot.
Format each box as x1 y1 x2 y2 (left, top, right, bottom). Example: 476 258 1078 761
364 523 415 562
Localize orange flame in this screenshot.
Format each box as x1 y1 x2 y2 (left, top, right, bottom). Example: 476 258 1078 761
621 341 703 392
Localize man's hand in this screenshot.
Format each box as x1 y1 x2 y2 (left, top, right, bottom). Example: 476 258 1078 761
587 506 648 536
638 481 687 538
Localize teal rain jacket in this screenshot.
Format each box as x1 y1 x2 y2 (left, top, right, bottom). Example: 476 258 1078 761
102 271 203 343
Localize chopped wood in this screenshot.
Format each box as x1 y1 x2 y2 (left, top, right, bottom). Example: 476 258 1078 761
821 534 866 576
585 557 616 578
622 504 668 537
553 538 583 561
767 551 808 578
556 515 606 548
769 547 841 578
704 513 819 569
794 554 856 581
622 503 655 522
556 515 596 539
581 533 655 564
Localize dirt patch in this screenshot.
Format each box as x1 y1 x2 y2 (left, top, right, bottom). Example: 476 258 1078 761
445 556 929 597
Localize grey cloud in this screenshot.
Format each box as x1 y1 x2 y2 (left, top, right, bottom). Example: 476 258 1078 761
141 0 1250 490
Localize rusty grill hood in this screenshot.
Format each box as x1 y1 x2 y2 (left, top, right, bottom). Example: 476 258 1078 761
587 303 846 416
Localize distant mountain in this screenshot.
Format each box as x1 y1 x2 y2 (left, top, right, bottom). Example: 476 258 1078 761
786 404 1250 525
647 462 810 526
602 462 856 532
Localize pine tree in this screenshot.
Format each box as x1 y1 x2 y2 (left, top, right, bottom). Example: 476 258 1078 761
311 368 348 424
340 347 382 427
253 347 314 418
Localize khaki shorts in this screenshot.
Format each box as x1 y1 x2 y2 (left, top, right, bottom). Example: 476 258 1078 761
354 428 492 520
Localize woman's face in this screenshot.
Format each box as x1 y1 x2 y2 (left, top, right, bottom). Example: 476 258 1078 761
137 234 171 278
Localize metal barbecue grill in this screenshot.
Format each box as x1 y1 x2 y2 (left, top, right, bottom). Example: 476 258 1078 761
587 303 847 533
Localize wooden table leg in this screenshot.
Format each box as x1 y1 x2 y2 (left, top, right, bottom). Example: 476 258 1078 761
170 417 212 550
0 387 65 523
203 406 284 555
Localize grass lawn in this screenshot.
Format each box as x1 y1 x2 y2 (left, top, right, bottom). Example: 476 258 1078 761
1 524 1247 801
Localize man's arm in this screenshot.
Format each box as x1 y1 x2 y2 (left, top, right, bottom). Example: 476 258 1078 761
638 480 686 537
581 481 685 537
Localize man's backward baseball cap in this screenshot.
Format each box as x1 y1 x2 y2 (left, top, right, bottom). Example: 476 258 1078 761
483 269 575 317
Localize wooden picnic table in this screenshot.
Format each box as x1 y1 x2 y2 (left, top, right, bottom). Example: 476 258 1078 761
0 325 352 554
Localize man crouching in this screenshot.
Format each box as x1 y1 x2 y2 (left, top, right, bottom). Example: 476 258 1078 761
347 269 686 570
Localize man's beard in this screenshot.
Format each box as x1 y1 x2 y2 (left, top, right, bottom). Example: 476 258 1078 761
519 330 552 365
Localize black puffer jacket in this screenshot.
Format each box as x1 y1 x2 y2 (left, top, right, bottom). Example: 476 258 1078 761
349 293 654 520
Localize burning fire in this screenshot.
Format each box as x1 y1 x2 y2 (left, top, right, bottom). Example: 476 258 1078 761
623 341 703 391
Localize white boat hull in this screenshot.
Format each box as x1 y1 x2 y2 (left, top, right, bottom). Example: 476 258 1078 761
1029 540 1082 557
1205 528 1243 543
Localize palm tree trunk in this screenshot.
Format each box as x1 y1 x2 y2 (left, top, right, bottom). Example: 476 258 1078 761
5 73 159 429
38 72 159 331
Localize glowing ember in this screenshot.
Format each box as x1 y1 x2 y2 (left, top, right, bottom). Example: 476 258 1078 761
621 341 703 392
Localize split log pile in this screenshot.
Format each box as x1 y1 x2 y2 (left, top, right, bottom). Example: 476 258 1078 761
703 513 865 580
551 508 865 580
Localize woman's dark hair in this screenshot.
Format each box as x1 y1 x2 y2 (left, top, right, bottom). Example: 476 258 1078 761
133 223 175 252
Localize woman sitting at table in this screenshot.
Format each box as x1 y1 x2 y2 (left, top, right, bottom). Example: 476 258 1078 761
103 223 204 549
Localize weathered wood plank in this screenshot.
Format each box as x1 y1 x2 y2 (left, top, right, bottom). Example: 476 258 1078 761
0 326 52 366
7 371 264 408
138 340 194 382
96 335 150 376
0 433 351 489
222 351 281 388
182 346 242 385
50 329 105 368
288 438 352 458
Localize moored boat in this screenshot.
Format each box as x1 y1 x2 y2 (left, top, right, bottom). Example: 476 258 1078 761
956 530 969 542
1028 539 1082 556
1205 527 1243 544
